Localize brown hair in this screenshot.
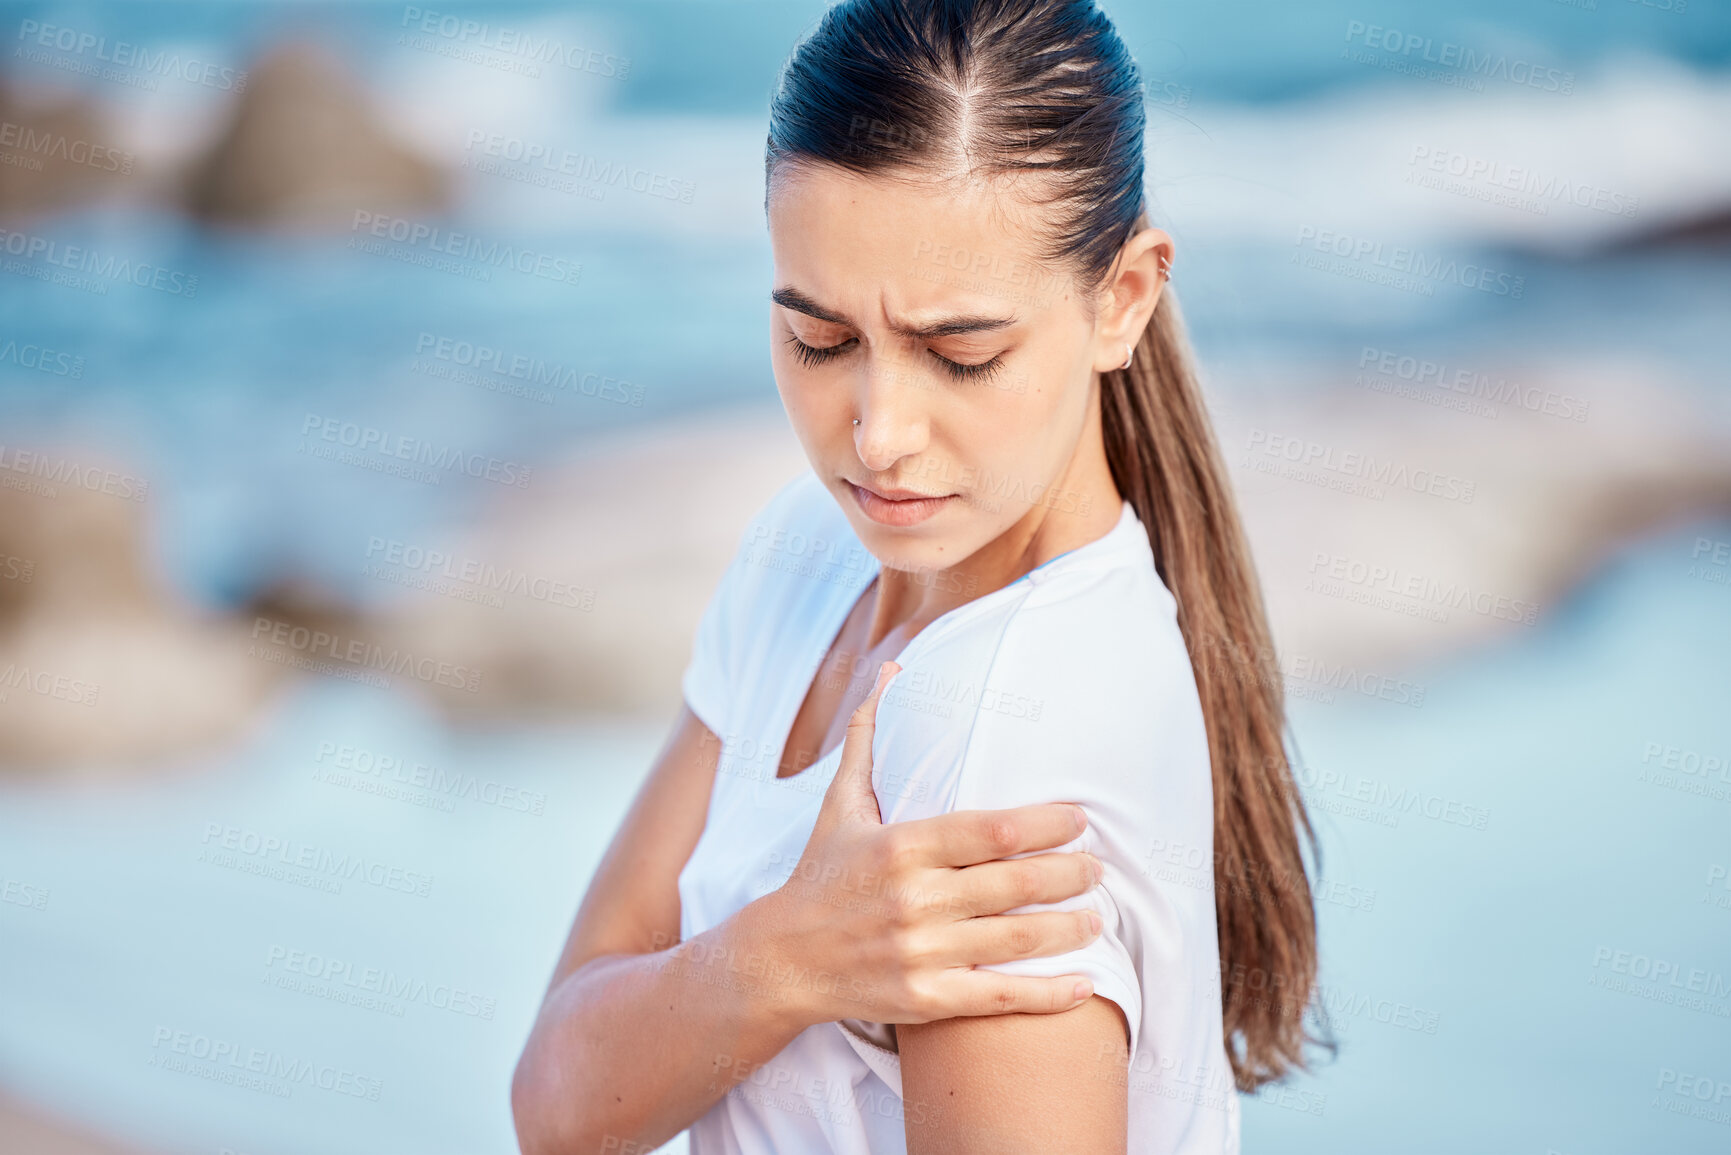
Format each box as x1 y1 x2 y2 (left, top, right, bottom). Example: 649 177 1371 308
768 0 1320 1089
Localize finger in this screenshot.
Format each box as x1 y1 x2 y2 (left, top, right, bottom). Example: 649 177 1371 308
943 851 1102 919
900 802 1089 869
824 659 901 823
924 969 1098 1019
927 908 1104 969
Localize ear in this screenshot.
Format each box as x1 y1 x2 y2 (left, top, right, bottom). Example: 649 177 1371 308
1090 228 1174 374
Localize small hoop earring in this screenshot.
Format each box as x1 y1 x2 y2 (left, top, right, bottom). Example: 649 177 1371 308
1118 343 1134 371
1159 255 1173 281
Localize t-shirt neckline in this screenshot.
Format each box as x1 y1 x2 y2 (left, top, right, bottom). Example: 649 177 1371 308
763 490 1140 789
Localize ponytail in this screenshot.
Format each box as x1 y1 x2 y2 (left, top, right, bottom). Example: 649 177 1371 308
1103 277 1321 1089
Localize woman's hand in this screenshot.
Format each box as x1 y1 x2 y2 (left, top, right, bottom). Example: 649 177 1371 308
754 660 1105 1027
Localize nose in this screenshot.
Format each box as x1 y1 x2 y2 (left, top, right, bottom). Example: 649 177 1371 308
855 354 931 474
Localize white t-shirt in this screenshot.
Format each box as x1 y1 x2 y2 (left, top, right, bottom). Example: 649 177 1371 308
677 469 1241 1154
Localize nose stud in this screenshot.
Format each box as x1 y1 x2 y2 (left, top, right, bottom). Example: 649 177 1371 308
853 418 861 426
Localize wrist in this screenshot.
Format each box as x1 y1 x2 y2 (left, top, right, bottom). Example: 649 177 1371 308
723 889 823 1034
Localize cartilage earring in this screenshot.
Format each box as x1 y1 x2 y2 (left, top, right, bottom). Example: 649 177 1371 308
1159 255 1173 280
1119 343 1134 371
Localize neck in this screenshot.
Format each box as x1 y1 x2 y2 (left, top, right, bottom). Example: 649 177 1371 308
863 378 1122 650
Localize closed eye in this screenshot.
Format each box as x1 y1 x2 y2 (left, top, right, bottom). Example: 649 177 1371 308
786 334 856 368
929 348 1005 383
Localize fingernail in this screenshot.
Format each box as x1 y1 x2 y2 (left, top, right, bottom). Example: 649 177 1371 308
1073 980 1093 1002
1089 854 1104 884
874 660 901 693
1087 911 1102 936
1071 804 1087 833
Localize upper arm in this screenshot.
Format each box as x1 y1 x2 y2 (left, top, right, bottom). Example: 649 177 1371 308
898 995 1130 1154
542 704 721 992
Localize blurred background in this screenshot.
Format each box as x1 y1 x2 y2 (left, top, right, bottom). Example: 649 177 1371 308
0 1 1727 1152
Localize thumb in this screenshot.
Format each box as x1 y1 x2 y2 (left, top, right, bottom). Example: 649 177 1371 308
824 659 900 824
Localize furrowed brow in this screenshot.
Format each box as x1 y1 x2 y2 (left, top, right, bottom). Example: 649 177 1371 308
771 287 1016 339
771 287 850 325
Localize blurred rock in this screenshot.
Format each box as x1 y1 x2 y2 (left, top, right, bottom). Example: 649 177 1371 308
181 41 449 229
372 406 810 721
0 454 284 772
0 83 139 218
1214 360 1731 673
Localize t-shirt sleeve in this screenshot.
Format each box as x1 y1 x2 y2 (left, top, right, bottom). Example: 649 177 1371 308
680 519 754 741
948 731 1146 1058
868 566 1212 1062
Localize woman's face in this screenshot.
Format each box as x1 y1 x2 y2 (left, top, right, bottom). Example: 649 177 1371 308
766 162 1128 576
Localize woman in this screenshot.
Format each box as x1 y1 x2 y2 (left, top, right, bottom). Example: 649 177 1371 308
512 1 1318 1152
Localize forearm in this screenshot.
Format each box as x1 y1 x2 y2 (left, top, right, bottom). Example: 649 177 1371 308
512 892 816 1155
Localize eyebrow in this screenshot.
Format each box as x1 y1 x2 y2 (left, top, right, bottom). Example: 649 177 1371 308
770 286 1016 339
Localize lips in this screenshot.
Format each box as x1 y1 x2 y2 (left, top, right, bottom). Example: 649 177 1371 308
847 480 955 527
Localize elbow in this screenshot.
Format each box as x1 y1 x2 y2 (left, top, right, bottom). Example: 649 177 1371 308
512 1042 591 1155
510 1046 554 1155
513 1042 646 1155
